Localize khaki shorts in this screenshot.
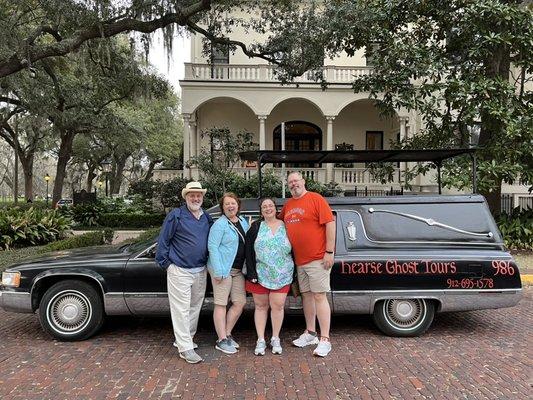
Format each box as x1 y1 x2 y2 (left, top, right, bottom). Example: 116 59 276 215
297 259 331 293
210 268 246 306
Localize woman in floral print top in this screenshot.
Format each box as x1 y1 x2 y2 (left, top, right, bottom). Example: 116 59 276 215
245 197 294 356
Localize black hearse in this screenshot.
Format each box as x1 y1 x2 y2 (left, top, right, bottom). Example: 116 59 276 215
0 149 522 340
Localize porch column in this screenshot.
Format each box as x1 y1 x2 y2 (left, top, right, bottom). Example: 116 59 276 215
258 115 267 149
182 113 191 179
325 116 335 183
189 118 198 180
398 116 409 186
399 116 408 141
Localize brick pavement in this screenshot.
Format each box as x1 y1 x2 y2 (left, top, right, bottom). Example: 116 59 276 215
0 289 531 400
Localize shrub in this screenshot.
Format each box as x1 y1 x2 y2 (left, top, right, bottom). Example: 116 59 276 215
46 231 110 251
96 213 165 228
496 208 533 250
305 179 343 197
0 207 72 250
103 227 115 244
70 202 103 227
0 230 112 272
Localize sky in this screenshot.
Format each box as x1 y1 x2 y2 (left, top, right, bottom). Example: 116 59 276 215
147 31 191 94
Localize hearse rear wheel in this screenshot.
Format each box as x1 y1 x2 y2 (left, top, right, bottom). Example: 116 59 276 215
38 280 104 341
373 298 435 337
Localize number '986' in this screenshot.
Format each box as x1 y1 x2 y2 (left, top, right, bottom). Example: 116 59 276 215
491 260 515 276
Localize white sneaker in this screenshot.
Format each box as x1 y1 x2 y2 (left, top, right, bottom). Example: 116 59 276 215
270 337 282 355
292 332 319 348
179 349 203 364
254 338 267 356
313 340 332 357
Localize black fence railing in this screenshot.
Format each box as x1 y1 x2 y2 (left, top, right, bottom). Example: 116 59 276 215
345 186 404 197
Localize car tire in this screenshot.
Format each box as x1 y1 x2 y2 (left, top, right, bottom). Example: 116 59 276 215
38 280 104 341
372 298 435 337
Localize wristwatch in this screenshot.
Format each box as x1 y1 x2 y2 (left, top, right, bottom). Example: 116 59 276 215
325 250 334 254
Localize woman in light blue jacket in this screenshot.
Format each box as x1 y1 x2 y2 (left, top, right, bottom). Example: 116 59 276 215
207 193 249 354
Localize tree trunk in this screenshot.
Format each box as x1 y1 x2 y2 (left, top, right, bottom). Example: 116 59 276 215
477 42 511 216
19 154 34 202
86 166 96 192
111 155 128 195
481 184 502 217
143 159 159 181
52 130 76 205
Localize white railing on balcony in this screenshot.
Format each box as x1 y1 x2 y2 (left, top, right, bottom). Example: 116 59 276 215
334 168 401 185
184 63 372 83
154 167 400 188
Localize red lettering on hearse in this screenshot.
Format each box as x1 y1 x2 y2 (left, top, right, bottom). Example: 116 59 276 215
340 259 458 275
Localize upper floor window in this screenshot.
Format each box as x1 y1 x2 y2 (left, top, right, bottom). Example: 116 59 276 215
211 40 229 64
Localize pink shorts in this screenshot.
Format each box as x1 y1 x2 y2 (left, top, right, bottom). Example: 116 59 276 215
245 281 291 295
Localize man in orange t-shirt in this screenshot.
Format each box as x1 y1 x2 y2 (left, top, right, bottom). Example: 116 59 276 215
278 171 335 357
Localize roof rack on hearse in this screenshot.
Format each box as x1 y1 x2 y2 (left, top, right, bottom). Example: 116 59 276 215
239 148 479 197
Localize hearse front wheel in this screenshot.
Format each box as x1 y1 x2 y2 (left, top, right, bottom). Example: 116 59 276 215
373 298 435 337
38 280 104 341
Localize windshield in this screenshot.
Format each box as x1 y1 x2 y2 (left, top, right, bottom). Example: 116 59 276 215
121 234 159 254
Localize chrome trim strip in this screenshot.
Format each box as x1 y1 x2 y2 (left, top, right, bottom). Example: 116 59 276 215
0 291 33 313
341 210 503 247
332 288 521 294
123 292 167 297
368 208 493 238
103 292 130 315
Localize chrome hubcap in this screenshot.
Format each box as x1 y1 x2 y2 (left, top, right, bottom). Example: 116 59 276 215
385 299 425 329
47 290 92 334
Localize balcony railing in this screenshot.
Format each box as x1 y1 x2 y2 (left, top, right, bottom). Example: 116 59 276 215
231 167 399 187
154 166 400 188
184 63 373 83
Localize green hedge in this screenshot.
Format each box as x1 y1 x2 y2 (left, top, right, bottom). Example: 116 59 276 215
94 213 165 228
0 230 113 272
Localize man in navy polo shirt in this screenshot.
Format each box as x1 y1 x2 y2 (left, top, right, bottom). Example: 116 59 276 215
156 181 213 364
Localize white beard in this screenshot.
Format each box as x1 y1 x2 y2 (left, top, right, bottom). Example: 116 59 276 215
187 202 202 212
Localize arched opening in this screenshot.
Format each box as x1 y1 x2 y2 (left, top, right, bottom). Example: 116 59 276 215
273 121 322 167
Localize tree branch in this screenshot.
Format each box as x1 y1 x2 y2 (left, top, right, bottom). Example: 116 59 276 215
185 19 283 67
0 96 22 107
0 0 212 78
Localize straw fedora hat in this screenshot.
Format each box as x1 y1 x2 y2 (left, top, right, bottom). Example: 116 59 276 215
181 181 207 199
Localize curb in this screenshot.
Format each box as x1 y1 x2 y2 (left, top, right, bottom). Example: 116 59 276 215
521 274 533 286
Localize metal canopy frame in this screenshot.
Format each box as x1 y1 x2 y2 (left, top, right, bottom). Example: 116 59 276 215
239 148 478 197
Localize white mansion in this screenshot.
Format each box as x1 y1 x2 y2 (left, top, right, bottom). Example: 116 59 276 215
154 29 531 208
